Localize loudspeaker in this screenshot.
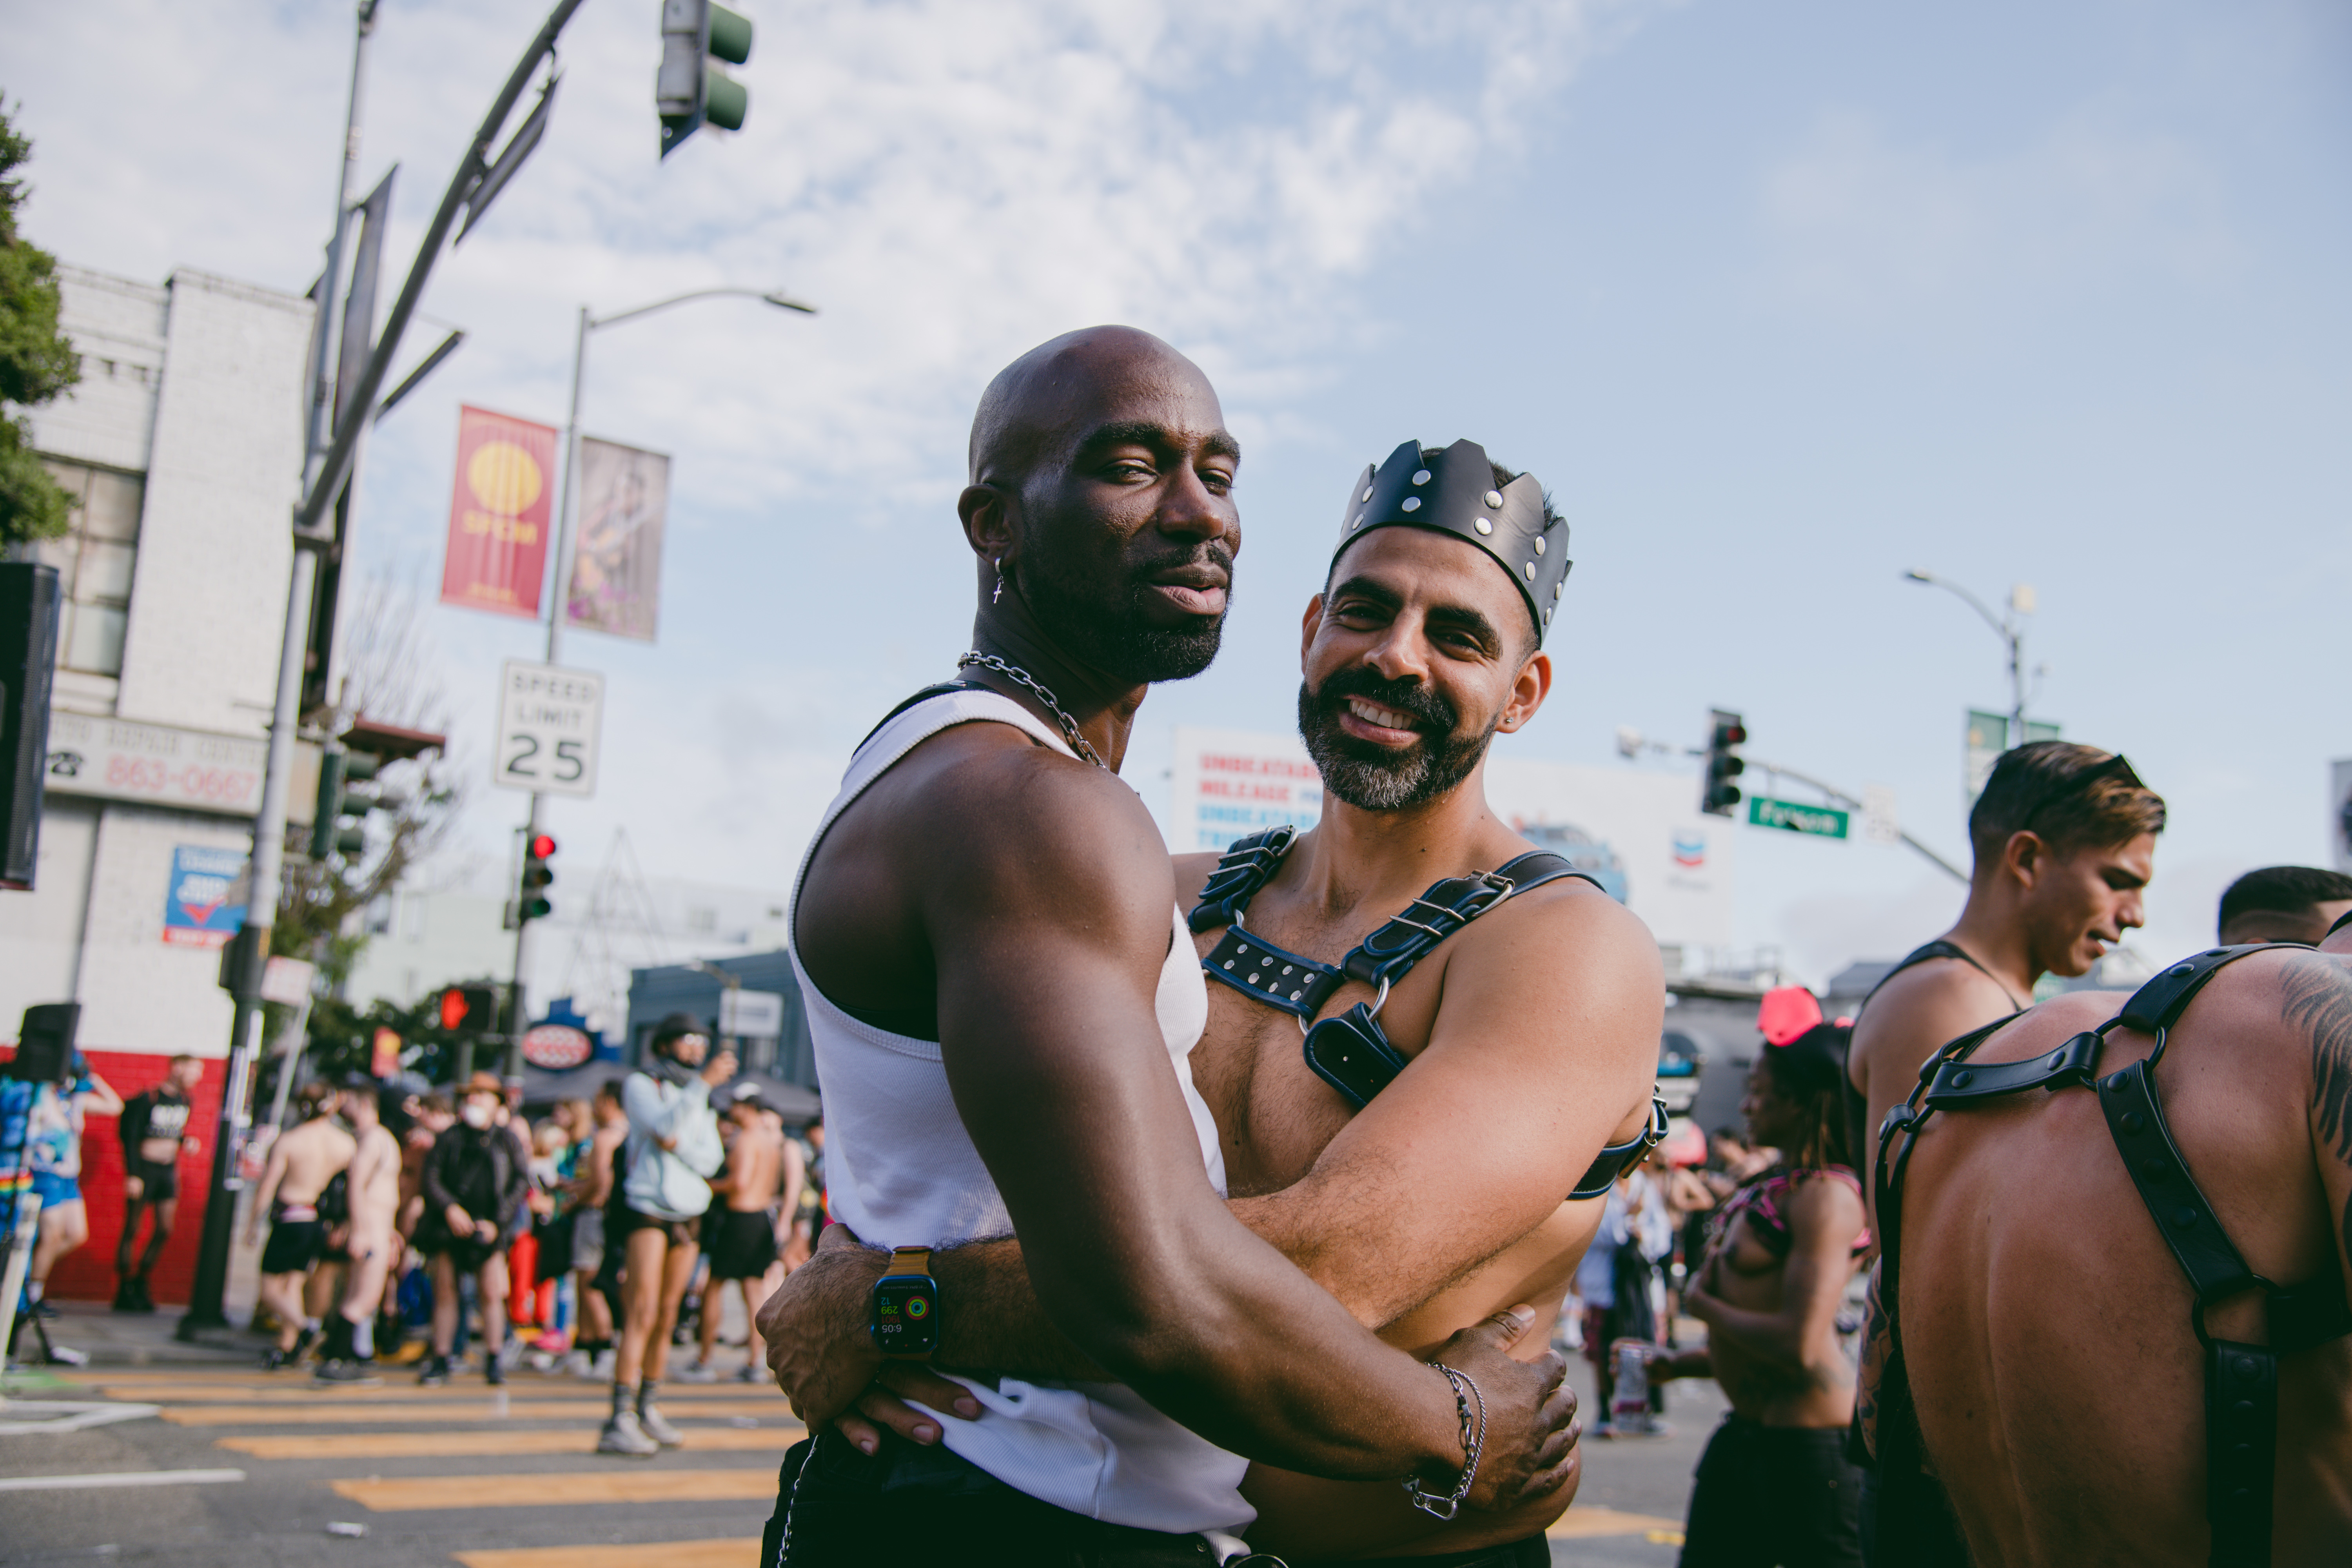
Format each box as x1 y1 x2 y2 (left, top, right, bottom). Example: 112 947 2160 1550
0 562 62 891
5 1002 80 1083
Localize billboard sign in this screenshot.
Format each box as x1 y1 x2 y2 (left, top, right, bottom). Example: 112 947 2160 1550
440 405 559 619
1170 726 1323 854
566 437 670 642
1167 728 1735 950
162 845 249 948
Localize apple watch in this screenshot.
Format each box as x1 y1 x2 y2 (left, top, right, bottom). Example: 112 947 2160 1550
869 1245 939 1361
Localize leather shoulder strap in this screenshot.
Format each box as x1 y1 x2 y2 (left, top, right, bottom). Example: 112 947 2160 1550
2115 944 2294 1036
1343 851 1597 988
1187 826 1299 934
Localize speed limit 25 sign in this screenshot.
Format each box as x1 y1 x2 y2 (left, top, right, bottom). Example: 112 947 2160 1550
496 660 604 799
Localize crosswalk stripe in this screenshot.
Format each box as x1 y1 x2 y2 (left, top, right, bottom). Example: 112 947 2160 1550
218 1427 799 1458
0 1469 247 1493
454 1540 760 1568
96 1380 786 1405
1546 1505 1685 1539
331 1469 779 1511
159 1399 784 1426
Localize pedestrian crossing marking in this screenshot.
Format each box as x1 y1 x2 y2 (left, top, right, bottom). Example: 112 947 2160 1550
1545 1505 1686 1538
94 1379 786 1405
159 1399 785 1425
219 1426 799 1458
332 1468 780 1511
454 1540 759 1568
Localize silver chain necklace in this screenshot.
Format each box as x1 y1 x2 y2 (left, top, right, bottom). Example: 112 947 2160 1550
956 652 1107 769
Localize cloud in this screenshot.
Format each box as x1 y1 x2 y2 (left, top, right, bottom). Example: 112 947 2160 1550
1757 107 2239 316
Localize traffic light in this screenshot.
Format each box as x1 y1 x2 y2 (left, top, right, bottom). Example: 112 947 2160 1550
310 747 383 858
656 0 753 158
1701 708 1747 817
437 984 500 1035
518 832 557 922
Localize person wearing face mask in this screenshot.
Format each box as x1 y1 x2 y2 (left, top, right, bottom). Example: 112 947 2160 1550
598 1015 733 1456
414 1073 531 1386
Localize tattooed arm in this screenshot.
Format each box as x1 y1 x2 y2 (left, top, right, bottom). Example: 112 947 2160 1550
2287 947 2352 1299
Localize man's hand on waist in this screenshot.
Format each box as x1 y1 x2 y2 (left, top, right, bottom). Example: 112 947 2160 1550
759 1224 891 1426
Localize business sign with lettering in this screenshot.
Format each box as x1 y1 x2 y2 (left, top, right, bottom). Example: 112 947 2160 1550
162 845 250 948
49 713 269 817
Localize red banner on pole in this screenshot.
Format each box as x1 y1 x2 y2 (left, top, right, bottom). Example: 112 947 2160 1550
439 405 558 619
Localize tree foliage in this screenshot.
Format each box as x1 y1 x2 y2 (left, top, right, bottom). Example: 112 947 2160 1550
0 98 81 545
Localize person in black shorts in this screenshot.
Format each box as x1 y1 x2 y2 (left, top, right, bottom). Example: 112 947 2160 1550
413 1073 530 1386
681 1089 783 1381
113 1054 203 1312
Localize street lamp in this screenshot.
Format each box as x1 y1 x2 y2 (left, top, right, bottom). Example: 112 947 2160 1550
505 285 815 1080
1902 570 2036 748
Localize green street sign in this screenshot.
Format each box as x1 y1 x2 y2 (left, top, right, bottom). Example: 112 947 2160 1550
1749 796 1850 839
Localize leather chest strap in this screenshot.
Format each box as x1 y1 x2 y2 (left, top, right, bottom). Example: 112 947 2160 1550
2204 1338 2277 1568
1203 928 1344 1019
1188 826 1299 934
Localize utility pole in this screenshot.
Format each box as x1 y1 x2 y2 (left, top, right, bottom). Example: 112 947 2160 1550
180 0 377 1338
181 0 590 1339
502 286 810 1081
1903 570 2037 748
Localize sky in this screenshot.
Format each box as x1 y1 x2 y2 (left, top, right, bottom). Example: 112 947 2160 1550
11 0 2350 990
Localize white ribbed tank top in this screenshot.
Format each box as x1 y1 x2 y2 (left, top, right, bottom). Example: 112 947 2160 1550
788 686 1249 1533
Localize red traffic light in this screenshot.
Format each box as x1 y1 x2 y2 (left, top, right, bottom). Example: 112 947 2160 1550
1716 723 1747 746
527 833 557 860
438 987 472 1030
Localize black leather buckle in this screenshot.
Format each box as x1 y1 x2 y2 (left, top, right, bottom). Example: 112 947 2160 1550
1302 1004 1408 1109
1567 1093 1670 1200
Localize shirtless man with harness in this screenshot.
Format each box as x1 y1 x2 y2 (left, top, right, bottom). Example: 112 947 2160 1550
1862 913 2352 1565
766 433 1666 1564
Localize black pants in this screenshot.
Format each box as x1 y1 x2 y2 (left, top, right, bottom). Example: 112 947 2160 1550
763 1431 1223 1567
1680 1416 1864 1568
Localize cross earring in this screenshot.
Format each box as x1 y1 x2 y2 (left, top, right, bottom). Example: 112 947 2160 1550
993 559 1005 604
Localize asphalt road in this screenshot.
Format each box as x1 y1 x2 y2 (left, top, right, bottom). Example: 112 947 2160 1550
2 1308 1720 1568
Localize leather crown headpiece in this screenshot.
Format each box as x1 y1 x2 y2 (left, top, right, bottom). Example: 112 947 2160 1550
1330 438 1570 646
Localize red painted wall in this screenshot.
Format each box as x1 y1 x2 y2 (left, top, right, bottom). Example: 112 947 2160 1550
3 1049 227 1304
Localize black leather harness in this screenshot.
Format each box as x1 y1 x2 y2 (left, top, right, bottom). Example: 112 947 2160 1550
1871 944 2352 1567
1187 826 1669 1201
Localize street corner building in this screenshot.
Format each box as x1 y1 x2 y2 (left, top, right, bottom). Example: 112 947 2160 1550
0 261 312 1305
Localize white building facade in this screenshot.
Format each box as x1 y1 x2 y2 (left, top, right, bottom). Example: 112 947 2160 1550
0 263 311 1301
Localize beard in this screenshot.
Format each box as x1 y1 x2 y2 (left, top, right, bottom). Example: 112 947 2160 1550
1018 541 1231 684
1297 666 1499 811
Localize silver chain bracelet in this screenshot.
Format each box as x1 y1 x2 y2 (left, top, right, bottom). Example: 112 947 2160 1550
1401 1361 1486 1521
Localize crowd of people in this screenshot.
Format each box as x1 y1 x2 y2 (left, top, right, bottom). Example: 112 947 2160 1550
229 1022 822 1418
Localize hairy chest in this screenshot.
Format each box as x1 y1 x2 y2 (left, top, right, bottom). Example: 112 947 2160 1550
1185 915 1452 1198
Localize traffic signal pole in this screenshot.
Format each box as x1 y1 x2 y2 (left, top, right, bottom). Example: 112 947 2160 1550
501 288 811 1078
182 0 589 1339
181 2 376 1338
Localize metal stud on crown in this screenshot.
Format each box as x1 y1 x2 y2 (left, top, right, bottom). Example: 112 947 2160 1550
1332 438 1572 646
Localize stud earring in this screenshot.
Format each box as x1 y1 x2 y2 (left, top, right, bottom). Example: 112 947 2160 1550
993 559 1005 604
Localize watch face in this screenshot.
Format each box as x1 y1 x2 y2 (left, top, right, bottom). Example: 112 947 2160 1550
871 1275 940 1355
